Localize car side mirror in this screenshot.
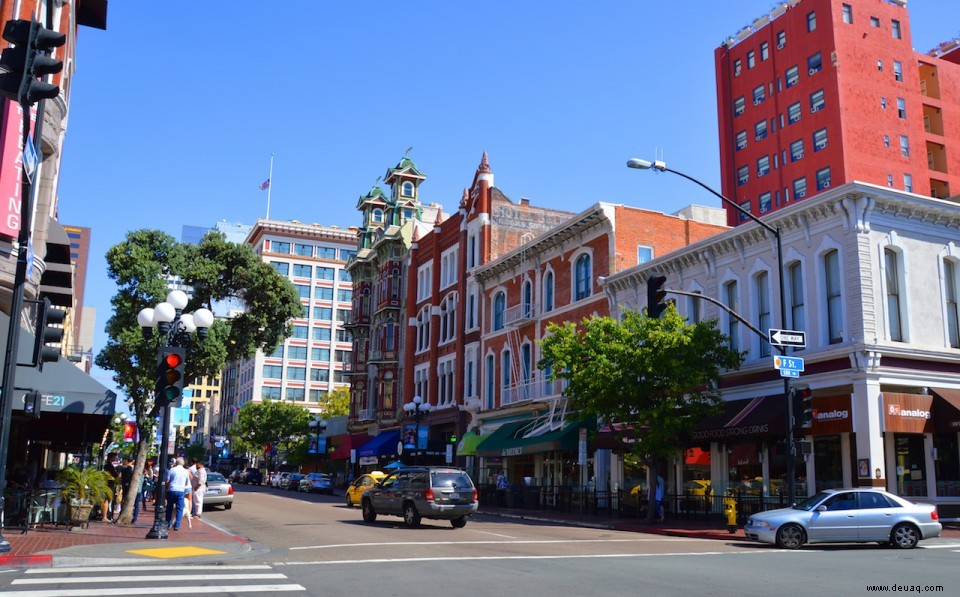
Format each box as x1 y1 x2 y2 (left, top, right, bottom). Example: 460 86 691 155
817 505 828 512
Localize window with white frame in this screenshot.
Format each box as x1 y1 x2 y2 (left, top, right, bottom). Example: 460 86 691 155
788 102 802 125
777 30 786 48
501 349 512 390
440 246 459 289
637 246 654 264
813 128 828 152
439 292 458 344
464 349 477 398
416 306 431 352
522 279 533 318
904 173 913 193
788 261 805 337
747 50 755 69
402 181 415 197
793 176 808 199
688 290 702 324
520 343 533 401
371 208 383 224
810 89 825 112
414 366 430 403
734 96 745 116
468 234 477 268
437 358 456 407
884 248 904 342
757 155 770 177
790 139 804 162
417 263 433 301
755 120 767 141
736 130 747 151
574 253 592 301
756 272 771 357
893 60 903 82
544 270 555 312
485 354 495 409
759 192 772 214
824 249 843 344
760 41 769 61
753 85 765 105
892 19 901 39
900 135 910 157
724 280 740 351
738 165 749 186
493 291 506 330
897 97 906 119
466 287 477 329
945 258 959 348
786 66 799 88
734 58 742 76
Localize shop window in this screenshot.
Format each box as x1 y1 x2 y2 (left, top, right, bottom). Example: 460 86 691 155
895 434 927 496
934 433 959 497
814 435 844 491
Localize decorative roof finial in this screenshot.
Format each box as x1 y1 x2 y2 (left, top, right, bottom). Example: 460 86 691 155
405 146 413 157
434 208 444 226
459 188 469 209
479 151 490 172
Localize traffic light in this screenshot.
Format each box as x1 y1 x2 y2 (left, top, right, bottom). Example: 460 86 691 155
0 17 66 105
791 385 814 430
647 274 668 319
33 297 64 371
155 346 186 407
22 389 41 419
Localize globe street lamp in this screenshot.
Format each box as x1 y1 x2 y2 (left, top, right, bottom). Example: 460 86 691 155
403 395 432 465
308 416 328 473
626 158 798 501
138 290 214 540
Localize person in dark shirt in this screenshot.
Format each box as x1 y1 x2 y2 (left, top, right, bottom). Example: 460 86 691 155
102 452 118 522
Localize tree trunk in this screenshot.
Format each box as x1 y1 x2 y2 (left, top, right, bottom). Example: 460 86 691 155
115 435 151 526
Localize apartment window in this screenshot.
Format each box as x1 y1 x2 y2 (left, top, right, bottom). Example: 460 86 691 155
336 328 351 343
268 344 283 358
790 139 804 162
892 19 901 39
788 102 802 124
340 249 356 261
415 307 430 351
747 50 756 69
638 246 654 263
336 308 350 323
493 291 506 331
842 4 852 24
757 272 772 357
759 192 772 214
900 135 910 157
288 346 307 360
880 97 887 110
788 262 805 334
734 57 742 75
903 173 913 193
893 61 903 82
793 177 808 199
785 66 799 88
285 366 306 381
402 181 415 197
294 243 313 257
753 85 765 105
734 96 745 116
339 269 351 282
945 259 959 348
736 131 747 151
757 155 770 177
883 135 890 148
870 16 880 28
807 11 816 32
312 327 331 341
293 264 312 277
724 281 740 351
808 52 822 75
543 271 554 312
884 248 904 342
738 201 751 222
755 120 767 141
688 291 702 324
310 368 329 382
777 30 786 49
824 249 843 344
337 288 352 302
311 347 330 361
501 350 512 392
320 247 338 260
887 174 894 187
262 365 282 379
262 387 281 400
271 262 289 276
877 59 883 72
897 97 906 119
314 286 333 301
737 165 749 186
272 241 290 254
760 42 769 61
292 325 308 339
574 253 592 301
813 128 828 152
816 167 831 190
313 306 332 320
316 267 334 280
810 89 825 112
485 355 495 409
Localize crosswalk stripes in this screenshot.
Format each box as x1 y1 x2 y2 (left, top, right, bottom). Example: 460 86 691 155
5 564 307 596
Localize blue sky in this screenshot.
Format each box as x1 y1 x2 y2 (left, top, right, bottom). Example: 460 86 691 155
55 1 960 394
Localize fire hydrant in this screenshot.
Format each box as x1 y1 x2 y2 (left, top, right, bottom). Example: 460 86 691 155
723 490 738 534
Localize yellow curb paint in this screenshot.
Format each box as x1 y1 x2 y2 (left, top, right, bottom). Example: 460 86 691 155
126 546 227 559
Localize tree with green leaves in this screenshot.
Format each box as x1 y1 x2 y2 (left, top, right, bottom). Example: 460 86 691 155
319 386 350 417
229 399 312 472
538 305 743 522
95 229 302 525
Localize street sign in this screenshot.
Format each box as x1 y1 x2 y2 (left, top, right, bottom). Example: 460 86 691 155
769 328 806 348
24 134 37 183
774 355 804 376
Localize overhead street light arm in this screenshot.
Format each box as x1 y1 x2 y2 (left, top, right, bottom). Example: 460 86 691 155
666 289 770 343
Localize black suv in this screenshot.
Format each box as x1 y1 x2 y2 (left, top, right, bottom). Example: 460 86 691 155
242 467 263 485
361 466 478 528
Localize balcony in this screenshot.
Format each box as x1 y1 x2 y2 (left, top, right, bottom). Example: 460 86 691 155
369 349 399 363
358 408 375 422
503 302 537 327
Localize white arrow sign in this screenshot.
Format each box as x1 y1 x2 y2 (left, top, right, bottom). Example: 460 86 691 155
769 328 806 347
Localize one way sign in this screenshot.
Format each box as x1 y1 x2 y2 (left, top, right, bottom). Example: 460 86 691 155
769 329 806 348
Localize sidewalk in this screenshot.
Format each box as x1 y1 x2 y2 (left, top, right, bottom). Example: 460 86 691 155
0 509 251 568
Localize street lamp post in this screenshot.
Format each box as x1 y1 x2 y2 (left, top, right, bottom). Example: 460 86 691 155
403 395 432 465
308 416 327 473
627 158 798 502
137 290 214 540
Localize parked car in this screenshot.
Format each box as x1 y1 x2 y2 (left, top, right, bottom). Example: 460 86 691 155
284 473 305 491
345 471 387 508
203 472 234 510
300 473 334 494
744 488 941 549
230 469 244 484
242 468 263 485
273 472 290 489
361 466 478 528
269 471 283 487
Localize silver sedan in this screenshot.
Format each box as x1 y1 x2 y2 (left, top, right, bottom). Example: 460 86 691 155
202 472 234 510
744 488 941 549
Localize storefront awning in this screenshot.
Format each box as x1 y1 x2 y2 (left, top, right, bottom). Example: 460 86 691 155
330 433 371 460
882 392 934 434
357 429 401 459
456 432 489 457
476 420 591 458
931 388 960 433
689 395 786 443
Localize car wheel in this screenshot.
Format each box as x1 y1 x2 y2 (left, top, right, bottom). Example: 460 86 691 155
451 516 467 529
224 503 232 510
403 503 421 527
891 523 920 549
775 524 805 549
345 495 353 508
361 500 377 523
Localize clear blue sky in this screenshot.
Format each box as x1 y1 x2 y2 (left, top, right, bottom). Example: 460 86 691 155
55 1 960 394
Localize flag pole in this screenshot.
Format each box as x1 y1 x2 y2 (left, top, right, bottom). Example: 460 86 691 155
265 153 274 219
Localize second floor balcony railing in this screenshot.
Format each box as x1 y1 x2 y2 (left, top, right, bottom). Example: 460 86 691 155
503 302 537 328
357 408 375 422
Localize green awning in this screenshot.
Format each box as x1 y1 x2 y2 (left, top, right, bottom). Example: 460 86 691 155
456 433 490 457
476 420 591 458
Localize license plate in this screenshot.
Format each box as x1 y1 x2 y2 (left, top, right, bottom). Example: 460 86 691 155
448 492 460 500
207 488 219 494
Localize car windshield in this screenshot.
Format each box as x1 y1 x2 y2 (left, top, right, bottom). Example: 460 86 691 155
793 491 832 511
207 473 226 483
431 472 473 489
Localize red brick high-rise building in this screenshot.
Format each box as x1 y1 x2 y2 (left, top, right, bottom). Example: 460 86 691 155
715 0 960 226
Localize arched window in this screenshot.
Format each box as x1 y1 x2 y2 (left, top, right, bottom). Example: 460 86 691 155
371 208 383 223
575 254 591 300
522 280 533 318
485 354 495 409
493 291 506 331
402 181 414 197
544 271 554 312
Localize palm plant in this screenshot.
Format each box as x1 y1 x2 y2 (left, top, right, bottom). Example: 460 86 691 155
56 465 114 505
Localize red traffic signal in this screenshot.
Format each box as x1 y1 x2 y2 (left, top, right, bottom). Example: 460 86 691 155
155 347 186 407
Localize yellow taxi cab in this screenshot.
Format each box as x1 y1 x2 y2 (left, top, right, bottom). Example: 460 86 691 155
345 471 387 508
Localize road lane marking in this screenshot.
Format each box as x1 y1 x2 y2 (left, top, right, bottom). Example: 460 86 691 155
278 550 805 566
13 573 287 585
289 537 707 551
0 585 305 596
469 530 517 539
26 565 273 574
921 544 960 549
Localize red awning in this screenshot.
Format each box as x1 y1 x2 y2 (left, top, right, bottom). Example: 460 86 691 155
330 433 371 460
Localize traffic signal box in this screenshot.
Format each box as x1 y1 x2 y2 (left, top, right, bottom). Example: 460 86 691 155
0 17 66 106
155 347 186 407
647 274 668 319
33 297 64 371
791 385 814 434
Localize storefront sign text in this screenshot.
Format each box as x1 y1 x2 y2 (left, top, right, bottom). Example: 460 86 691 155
691 423 769 441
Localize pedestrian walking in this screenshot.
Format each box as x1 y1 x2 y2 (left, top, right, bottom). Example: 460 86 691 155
496 471 509 507
102 452 118 522
192 461 207 518
165 457 191 531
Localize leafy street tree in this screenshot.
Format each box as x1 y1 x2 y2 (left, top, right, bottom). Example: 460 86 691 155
229 400 312 472
95 229 302 525
319 386 350 417
538 305 743 522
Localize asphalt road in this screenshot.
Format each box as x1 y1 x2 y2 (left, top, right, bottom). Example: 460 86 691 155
198 484 960 597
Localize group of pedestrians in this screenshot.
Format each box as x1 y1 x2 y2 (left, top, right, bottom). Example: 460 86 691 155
100 453 207 530
164 457 207 531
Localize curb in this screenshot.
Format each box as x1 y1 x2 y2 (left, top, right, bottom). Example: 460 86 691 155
478 510 745 541
0 554 53 569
